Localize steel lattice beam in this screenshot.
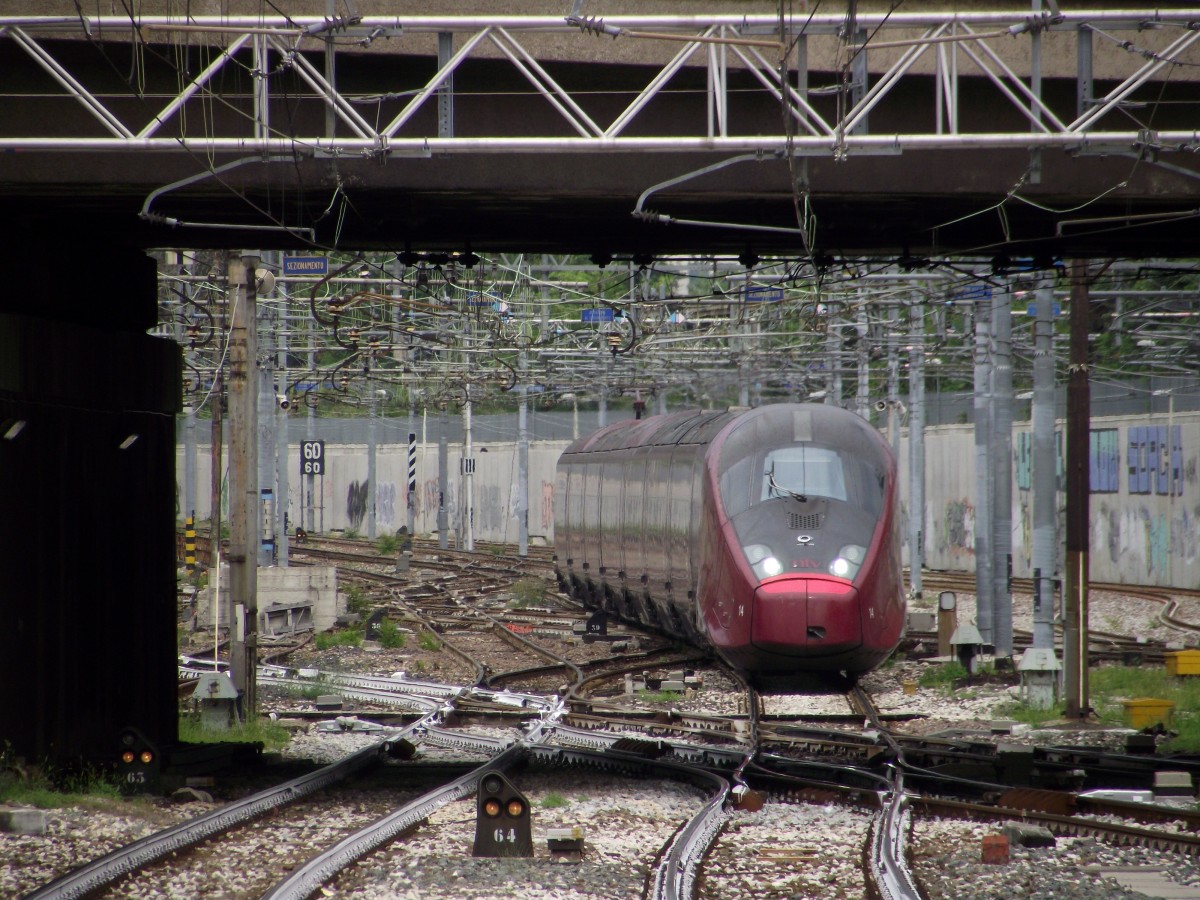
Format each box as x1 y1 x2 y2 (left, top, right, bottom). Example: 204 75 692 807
2 12 1199 154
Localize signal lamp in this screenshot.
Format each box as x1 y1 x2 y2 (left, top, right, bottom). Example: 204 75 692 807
116 726 161 795
473 770 533 858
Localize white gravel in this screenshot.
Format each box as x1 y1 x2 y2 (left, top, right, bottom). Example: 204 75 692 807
8 585 1200 898
700 801 873 900
912 816 1200 900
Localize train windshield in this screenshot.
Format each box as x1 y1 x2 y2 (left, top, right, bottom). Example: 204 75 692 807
719 443 884 518
762 447 846 502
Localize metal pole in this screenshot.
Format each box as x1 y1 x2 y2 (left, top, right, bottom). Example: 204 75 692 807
850 24 869 135
1029 0 1043 184
367 377 377 540
1031 284 1057 651
738 302 750 406
887 304 900 459
992 285 1014 661
518 349 529 556
227 252 259 721
306 308 316 532
907 298 925 599
275 264 289 567
438 403 449 549
1064 260 1091 718
324 0 336 139
438 31 454 138
184 403 196 534
1076 20 1093 121
856 303 869 419
210 372 223 562
825 300 842 405
407 428 417 539
464 386 474 551
973 288 994 647
256 271 276 567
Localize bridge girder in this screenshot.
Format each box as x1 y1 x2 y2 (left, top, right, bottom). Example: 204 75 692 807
2 11 1199 257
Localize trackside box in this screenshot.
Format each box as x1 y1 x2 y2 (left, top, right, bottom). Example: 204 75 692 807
1166 650 1200 676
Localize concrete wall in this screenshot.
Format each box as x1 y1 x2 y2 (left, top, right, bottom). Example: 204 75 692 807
179 410 1200 589
195 565 339 633
178 440 569 545
901 412 1200 590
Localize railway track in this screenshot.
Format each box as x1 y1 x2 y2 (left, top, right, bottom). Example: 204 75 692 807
25 665 910 900
918 570 1200 638
142 538 1200 897
182 530 923 900
29 654 1200 899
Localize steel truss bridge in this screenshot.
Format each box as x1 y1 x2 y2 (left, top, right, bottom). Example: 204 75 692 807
2 9 1200 258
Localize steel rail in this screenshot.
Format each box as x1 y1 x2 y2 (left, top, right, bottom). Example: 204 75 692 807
261 695 572 900
915 795 1200 856
851 686 925 900
259 741 531 900
24 702 444 900
644 760 731 900
872 772 923 900
339 566 492 684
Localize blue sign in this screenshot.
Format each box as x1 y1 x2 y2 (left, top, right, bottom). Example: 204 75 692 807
581 308 615 323
1024 301 1061 316
283 256 328 276
467 290 496 306
952 285 992 302
745 287 784 302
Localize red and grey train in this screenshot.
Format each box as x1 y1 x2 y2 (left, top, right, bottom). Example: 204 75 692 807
553 403 906 685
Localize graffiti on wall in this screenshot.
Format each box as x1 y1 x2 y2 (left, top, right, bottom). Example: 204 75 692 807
346 480 369 529
1091 429 1120 493
940 498 976 558
377 481 397 527
344 480 400 530
1108 505 1168 580
1178 507 1200 569
1128 425 1183 496
474 484 505 533
1017 423 1184 497
412 476 461 536
1015 430 1064 491
541 481 555 531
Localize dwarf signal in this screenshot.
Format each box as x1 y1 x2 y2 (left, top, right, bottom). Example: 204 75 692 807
473 770 532 857
117 726 160 794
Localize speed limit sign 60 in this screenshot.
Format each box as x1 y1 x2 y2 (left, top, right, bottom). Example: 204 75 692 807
301 440 325 476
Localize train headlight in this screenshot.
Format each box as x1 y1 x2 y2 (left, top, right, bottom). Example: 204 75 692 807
829 544 867 580
744 544 783 580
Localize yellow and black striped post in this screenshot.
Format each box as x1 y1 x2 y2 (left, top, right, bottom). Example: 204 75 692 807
184 514 196 574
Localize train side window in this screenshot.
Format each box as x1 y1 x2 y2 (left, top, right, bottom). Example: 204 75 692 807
718 454 754 517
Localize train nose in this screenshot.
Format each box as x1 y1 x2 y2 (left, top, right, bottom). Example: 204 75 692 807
751 576 862 657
